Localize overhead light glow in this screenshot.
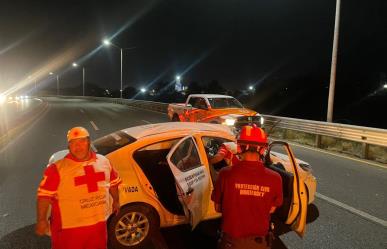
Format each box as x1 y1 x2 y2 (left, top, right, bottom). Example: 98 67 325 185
0 94 5 104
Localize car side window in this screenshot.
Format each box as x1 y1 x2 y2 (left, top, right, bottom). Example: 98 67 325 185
170 138 202 172
188 97 197 107
189 97 206 109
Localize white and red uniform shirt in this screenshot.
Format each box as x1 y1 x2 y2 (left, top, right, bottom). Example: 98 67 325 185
37 152 121 231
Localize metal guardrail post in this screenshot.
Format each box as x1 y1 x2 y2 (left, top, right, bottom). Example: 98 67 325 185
362 143 369 159
315 134 322 148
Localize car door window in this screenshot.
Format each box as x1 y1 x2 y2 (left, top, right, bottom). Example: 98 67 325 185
170 137 201 172
188 97 198 107
190 97 206 109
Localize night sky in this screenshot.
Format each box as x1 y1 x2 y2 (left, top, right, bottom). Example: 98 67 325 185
0 0 386 127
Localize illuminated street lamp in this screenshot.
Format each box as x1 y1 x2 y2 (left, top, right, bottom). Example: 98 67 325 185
49 72 60 95
248 85 254 91
175 75 182 92
140 88 146 93
72 62 86 96
103 39 123 98
383 84 387 89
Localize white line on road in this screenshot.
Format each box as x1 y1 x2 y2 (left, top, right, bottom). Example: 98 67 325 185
90 121 99 131
142 120 152 124
316 192 387 227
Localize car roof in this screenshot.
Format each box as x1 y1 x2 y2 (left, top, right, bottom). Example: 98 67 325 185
122 122 234 139
188 94 234 99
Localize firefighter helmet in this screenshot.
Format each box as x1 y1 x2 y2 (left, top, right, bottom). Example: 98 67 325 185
237 125 267 146
67 127 90 142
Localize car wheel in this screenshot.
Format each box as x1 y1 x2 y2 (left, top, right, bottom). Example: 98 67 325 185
172 115 180 122
108 204 159 249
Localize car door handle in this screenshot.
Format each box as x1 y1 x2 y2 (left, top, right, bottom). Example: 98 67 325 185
186 188 194 196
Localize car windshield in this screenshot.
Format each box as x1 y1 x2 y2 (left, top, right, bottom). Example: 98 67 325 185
93 131 136 155
207 97 243 109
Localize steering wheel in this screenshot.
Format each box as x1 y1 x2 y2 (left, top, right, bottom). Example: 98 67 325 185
207 141 220 157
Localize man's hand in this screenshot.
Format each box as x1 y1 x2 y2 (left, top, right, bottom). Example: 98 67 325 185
35 220 49 236
112 200 120 215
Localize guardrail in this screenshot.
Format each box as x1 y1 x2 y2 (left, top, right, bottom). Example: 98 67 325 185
41 96 387 164
263 115 387 163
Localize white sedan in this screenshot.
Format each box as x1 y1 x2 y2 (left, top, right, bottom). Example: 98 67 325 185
49 122 315 248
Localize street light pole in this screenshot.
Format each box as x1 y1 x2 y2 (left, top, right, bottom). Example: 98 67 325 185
56 75 60 96
103 39 136 99
83 67 85 96
327 0 341 122
120 48 123 98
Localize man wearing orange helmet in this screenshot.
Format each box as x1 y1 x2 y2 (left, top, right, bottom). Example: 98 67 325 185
35 127 121 249
212 125 283 249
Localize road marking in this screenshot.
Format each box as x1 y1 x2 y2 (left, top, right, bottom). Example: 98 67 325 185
90 121 99 131
316 192 387 227
80 109 84 113
288 142 387 170
142 120 152 124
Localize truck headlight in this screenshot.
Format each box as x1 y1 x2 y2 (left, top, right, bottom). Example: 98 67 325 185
223 119 236 126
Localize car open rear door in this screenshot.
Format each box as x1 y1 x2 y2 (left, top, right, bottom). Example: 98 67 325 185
166 135 211 228
268 141 308 237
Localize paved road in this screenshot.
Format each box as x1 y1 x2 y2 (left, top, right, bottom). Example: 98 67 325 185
0 97 386 249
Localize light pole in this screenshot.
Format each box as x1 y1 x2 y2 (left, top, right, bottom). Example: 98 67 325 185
175 75 182 92
73 62 86 96
49 72 60 96
103 39 136 98
327 0 341 122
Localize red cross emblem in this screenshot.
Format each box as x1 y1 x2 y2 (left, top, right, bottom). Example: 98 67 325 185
74 165 106 193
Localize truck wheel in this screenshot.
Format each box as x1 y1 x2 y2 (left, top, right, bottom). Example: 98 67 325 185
108 204 160 249
172 115 180 122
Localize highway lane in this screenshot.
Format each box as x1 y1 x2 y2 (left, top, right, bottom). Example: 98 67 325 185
0 98 43 134
0 97 386 249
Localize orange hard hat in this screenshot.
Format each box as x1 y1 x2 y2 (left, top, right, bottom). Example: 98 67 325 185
237 125 267 146
67 127 90 142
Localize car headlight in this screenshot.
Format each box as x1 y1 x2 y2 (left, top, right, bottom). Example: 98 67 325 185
223 118 236 126
260 116 264 126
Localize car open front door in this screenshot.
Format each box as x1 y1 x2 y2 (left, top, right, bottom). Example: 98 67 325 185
166 136 211 228
267 141 308 237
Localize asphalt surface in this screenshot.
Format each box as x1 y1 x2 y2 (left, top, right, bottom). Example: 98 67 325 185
0 97 386 249
0 98 43 134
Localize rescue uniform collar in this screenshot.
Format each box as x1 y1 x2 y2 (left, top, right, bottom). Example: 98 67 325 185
65 151 96 162
235 160 264 169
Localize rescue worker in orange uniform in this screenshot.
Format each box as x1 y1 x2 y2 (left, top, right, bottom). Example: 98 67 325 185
35 127 121 249
212 125 283 249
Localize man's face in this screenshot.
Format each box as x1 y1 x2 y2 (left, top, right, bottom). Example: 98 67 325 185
68 137 90 160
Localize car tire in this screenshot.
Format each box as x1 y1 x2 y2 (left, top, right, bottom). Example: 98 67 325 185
108 204 160 249
172 115 180 122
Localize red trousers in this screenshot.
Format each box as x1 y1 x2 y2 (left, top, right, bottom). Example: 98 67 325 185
51 221 107 249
